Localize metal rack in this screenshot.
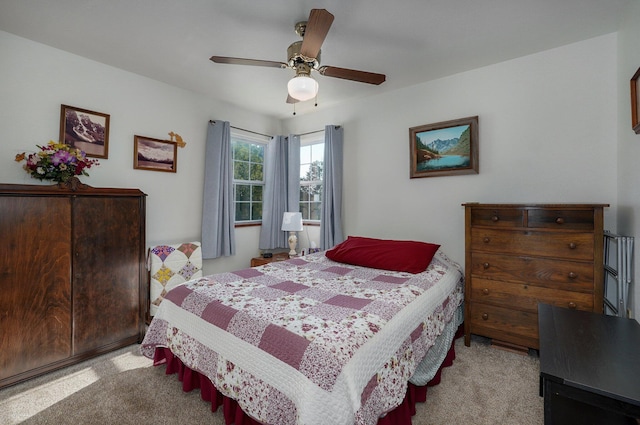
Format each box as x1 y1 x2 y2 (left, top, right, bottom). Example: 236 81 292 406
603 231 634 317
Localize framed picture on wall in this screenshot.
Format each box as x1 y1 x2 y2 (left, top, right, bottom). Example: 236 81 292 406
60 104 110 159
631 67 640 134
133 135 177 173
409 116 479 178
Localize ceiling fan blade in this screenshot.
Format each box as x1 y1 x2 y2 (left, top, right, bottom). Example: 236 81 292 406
318 66 386 85
210 56 287 69
286 95 299 104
300 9 334 58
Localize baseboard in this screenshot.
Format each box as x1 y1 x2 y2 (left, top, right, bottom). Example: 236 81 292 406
491 339 529 355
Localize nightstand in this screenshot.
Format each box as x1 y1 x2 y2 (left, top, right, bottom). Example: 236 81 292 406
250 252 290 267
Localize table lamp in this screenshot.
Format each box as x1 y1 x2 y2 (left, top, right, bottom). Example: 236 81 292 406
281 212 303 256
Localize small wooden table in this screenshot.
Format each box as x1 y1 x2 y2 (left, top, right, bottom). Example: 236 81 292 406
250 252 290 267
538 303 640 424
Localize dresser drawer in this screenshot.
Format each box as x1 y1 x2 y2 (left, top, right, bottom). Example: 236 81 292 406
470 228 594 260
469 277 594 312
470 208 524 228
527 209 595 230
469 252 594 291
468 302 539 349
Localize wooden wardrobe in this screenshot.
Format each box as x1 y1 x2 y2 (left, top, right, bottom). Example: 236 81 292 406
0 181 147 389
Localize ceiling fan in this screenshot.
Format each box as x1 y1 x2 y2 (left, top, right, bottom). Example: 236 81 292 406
210 9 386 104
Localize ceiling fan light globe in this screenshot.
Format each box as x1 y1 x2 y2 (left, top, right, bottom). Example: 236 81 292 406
287 75 318 101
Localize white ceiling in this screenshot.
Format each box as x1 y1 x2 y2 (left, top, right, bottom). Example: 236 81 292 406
0 0 630 119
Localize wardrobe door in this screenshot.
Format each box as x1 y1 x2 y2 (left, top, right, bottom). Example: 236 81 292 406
0 196 72 381
71 196 143 354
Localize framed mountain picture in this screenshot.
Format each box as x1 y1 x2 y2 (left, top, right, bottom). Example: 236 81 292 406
60 104 110 159
133 135 177 173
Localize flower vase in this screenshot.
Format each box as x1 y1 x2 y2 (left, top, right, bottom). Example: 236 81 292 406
15 141 100 188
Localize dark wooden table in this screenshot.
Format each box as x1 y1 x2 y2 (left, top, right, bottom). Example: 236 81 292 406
250 252 290 267
538 303 640 424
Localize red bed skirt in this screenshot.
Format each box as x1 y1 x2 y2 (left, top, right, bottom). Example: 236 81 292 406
153 327 462 425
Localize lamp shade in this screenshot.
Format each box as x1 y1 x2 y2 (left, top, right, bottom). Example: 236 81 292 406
281 212 303 232
287 75 318 101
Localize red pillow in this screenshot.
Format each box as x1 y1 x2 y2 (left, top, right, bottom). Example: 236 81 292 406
325 236 440 274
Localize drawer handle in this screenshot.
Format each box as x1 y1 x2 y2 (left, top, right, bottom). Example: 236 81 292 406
483 262 490 269
556 217 565 225
568 302 577 309
483 237 491 244
482 288 489 295
491 215 499 222
481 313 489 320
568 242 577 249
568 272 577 279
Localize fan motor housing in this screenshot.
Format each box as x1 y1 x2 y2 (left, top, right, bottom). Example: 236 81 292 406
287 41 320 70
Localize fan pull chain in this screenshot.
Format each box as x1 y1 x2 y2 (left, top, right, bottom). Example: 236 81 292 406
291 95 318 116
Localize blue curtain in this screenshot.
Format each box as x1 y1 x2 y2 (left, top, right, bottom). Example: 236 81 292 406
259 134 300 249
201 120 236 259
320 125 344 250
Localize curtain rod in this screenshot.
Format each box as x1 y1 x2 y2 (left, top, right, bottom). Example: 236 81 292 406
209 120 273 138
209 121 338 138
298 128 325 136
299 126 340 136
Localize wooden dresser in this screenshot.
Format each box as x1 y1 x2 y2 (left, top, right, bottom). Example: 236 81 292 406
0 182 147 389
463 203 608 350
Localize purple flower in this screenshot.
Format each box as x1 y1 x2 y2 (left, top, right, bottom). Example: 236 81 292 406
51 149 76 166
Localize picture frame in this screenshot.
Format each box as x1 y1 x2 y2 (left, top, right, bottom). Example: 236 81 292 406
409 116 479 178
631 67 640 134
133 135 177 173
60 104 110 159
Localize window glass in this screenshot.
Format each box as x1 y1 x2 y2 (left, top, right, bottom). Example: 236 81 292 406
300 133 324 222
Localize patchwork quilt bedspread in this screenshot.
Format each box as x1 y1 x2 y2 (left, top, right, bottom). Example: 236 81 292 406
141 250 464 425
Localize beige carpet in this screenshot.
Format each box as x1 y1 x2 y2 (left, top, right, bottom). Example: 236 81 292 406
0 337 543 425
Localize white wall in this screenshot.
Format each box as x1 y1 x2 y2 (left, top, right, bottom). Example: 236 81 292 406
285 34 619 301
0 30 280 275
616 1 640 319
1 29 628 317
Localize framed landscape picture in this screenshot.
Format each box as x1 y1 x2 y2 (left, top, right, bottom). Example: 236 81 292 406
409 116 478 178
631 66 640 134
60 104 110 159
133 135 177 173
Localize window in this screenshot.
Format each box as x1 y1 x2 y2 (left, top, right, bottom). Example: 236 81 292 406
232 132 267 223
299 133 324 222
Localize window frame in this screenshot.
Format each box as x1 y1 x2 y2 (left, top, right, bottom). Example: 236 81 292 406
231 130 269 226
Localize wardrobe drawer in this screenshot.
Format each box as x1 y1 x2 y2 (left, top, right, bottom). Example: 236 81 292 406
469 278 594 312
470 228 594 260
527 209 594 230
469 252 594 291
468 302 539 349
470 208 524 228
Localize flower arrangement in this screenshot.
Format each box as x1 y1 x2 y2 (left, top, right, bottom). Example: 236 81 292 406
15 141 99 183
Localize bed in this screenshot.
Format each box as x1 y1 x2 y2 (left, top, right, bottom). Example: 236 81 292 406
141 237 464 425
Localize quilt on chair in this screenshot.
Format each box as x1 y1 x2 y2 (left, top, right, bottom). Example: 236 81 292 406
148 241 203 317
